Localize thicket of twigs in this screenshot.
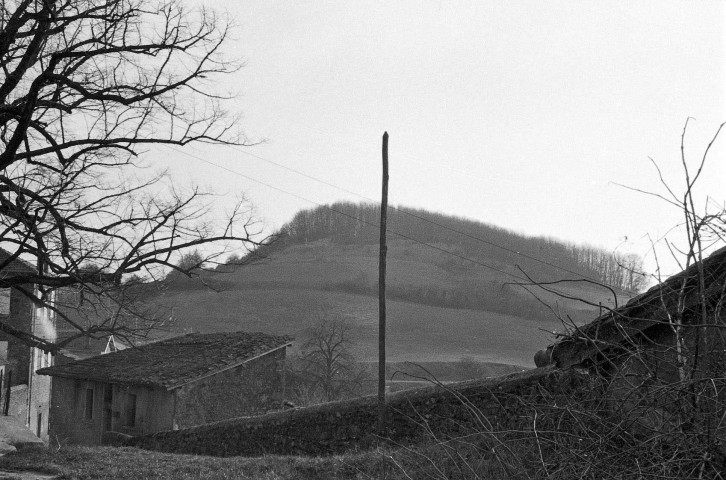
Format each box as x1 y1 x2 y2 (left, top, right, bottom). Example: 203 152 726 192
383 349 725 479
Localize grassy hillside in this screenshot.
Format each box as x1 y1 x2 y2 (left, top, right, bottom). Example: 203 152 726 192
152 286 557 366
146 205 631 367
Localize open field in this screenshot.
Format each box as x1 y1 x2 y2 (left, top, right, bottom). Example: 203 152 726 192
156 288 558 366
364 360 527 393
149 239 619 368
382 360 525 381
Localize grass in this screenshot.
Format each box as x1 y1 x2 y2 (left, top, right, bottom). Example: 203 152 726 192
383 360 525 381
6 368 719 479
0 443 507 480
154 287 562 367
143 238 613 367
0 446 365 479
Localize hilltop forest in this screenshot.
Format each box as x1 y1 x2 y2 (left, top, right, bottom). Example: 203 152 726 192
255 202 646 294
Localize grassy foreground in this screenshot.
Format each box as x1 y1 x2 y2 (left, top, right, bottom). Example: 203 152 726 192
0 444 502 480
0 437 520 480
0 446 364 479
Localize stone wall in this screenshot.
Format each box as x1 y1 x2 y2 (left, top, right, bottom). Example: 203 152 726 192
128 367 587 457
173 348 286 428
0 285 36 385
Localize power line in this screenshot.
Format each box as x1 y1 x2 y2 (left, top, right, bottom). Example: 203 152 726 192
244 120 525 189
166 145 631 308
219 143 629 293
164 145 529 283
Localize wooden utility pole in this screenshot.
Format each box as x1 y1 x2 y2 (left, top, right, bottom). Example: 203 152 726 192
3 371 11 416
378 131 389 433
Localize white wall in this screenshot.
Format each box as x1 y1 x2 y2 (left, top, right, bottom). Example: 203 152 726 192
27 290 56 442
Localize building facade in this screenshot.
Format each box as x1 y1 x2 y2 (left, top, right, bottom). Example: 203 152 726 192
39 331 292 445
0 250 55 442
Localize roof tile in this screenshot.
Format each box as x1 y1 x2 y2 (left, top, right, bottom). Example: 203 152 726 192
38 331 293 389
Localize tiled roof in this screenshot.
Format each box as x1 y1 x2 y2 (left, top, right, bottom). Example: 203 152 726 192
38 331 293 389
0 248 36 275
540 245 726 368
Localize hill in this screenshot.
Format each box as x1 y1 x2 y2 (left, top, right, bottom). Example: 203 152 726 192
148 203 640 367
258 202 645 294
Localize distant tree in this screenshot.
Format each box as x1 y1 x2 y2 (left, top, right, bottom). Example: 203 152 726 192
177 251 205 272
225 253 243 265
165 250 205 280
0 0 266 352
288 314 369 404
618 253 647 292
122 274 145 286
280 202 646 293
571 247 647 294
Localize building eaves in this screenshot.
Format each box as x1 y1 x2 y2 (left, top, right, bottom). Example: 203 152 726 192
539 245 726 368
38 331 294 389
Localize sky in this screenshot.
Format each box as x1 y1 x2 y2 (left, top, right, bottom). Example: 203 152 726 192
155 1 726 277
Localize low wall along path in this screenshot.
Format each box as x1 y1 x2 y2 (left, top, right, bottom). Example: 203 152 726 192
128 367 587 457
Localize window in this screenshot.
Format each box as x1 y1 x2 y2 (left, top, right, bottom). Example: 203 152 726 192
125 394 137 427
85 388 94 419
37 351 52 368
0 288 10 316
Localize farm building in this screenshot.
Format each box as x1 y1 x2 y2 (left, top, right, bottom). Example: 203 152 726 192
37 331 293 445
534 245 726 426
535 245 726 371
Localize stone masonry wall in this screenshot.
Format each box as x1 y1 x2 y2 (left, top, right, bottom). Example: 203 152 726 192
0 285 36 385
128 367 588 457
173 348 286 429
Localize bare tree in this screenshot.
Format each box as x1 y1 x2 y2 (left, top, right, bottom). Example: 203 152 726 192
288 315 370 404
613 119 726 382
0 0 267 352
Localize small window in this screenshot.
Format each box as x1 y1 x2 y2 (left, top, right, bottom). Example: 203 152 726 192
85 388 94 420
103 384 113 404
0 288 11 315
125 394 137 427
39 351 51 368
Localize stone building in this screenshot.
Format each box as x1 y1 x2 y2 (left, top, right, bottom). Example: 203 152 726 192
37 331 293 445
535 245 726 373
0 249 56 441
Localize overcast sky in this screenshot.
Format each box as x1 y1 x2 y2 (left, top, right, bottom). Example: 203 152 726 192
157 1 725 277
